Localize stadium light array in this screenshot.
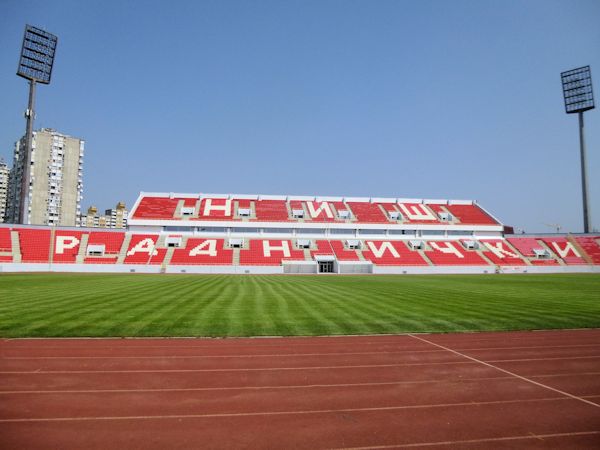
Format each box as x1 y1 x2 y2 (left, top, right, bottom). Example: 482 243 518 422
16 25 58 224
17 25 58 84
561 66 595 114
561 66 595 233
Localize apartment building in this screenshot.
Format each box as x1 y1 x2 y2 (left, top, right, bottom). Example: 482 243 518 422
0 158 9 223
6 128 84 226
80 202 128 229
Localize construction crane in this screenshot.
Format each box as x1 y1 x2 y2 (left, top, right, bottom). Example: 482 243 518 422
543 223 562 233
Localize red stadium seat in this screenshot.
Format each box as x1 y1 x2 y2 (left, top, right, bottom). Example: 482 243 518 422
171 238 233 265
240 240 305 265
15 228 51 263
425 241 488 266
362 240 428 266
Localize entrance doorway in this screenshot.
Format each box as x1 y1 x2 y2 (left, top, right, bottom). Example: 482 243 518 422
318 261 334 273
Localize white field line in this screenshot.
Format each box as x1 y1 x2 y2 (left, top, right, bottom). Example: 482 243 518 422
334 430 600 449
3 371 600 395
0 396 571 423
0 360 478 374
0 375 517 395
3 343 599 360
1 349 448 359
409 334 600 408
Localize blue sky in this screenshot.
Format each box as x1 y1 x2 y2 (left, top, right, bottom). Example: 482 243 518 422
1 0 599 232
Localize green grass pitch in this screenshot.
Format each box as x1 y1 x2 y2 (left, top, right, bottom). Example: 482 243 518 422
0 273 599 337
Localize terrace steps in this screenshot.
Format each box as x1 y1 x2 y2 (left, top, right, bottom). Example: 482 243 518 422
117 234 132 264
568 235 593 265
76 233 89 264
10 231 21 263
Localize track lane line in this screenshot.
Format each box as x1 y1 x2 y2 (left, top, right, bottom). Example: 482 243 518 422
0 349 449 359
3 355 598 374
409 334 600 408
0 360 479 374
4 343 599 359
3 371 600 395
0 396 572 423
333 430 600 449
0 375 518 395
486 355 600 362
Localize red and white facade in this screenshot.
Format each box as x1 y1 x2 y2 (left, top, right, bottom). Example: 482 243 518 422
1 191 599 274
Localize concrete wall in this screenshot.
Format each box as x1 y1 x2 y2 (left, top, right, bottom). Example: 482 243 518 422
0 263 598 275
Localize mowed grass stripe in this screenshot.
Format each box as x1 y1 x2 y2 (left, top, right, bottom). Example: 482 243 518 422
0 273 599 337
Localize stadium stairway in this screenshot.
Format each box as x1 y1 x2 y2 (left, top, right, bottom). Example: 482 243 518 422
161 246 176 270
505 240 532 266
355 245 367 261
303 248 312 261
10 230 22 263
476 248 495 266
568 235 594 265
417 247 434 266
48 228 56 265
574 236 600 264
76 233 90 264
173 200 184 219
117 234 132 264
232 247 241 265
537 240 565 266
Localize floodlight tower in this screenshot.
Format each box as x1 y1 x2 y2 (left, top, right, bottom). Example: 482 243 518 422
561 66 595 233
16 24 58 224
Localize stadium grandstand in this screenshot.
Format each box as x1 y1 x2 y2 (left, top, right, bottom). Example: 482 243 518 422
1 191 599 274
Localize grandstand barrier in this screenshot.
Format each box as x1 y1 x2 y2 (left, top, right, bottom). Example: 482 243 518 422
165 265 285 274
373 265 493 275
283 261 318 274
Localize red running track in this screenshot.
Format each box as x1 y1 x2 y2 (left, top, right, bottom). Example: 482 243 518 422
1 330 599 449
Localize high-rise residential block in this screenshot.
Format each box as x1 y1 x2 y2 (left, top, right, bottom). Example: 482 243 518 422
0 158 9 223
6 128 84 226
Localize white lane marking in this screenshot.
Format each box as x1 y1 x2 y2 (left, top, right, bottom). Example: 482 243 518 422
486 355 600 362
1 349 448 360
334 430 600 449
3 371 599 395
0 396 570 423
409 334 600 408
0 360 479 374
0 375 516 395
3 343 599 360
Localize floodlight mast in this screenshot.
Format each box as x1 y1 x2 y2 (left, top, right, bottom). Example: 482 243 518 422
561 66 595 233
16 25 58 224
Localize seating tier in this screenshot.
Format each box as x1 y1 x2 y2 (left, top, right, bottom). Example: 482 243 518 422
0 228 12 251
346 202 388 223
311 240 335 258
133 197 178 219
479 240 526 266
425 241 488 266
574 236 600 264
86 231 125 254
123 235 159 264
240 240 305 265
253 200 290 222
444 204 497 225
362 240 428 266
539 237 586 265
506 237 542 257
329 240 360 261
196 198 233 220
15 228 51 263
397 203 440 224
53 231 84 263
171 238 233 265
